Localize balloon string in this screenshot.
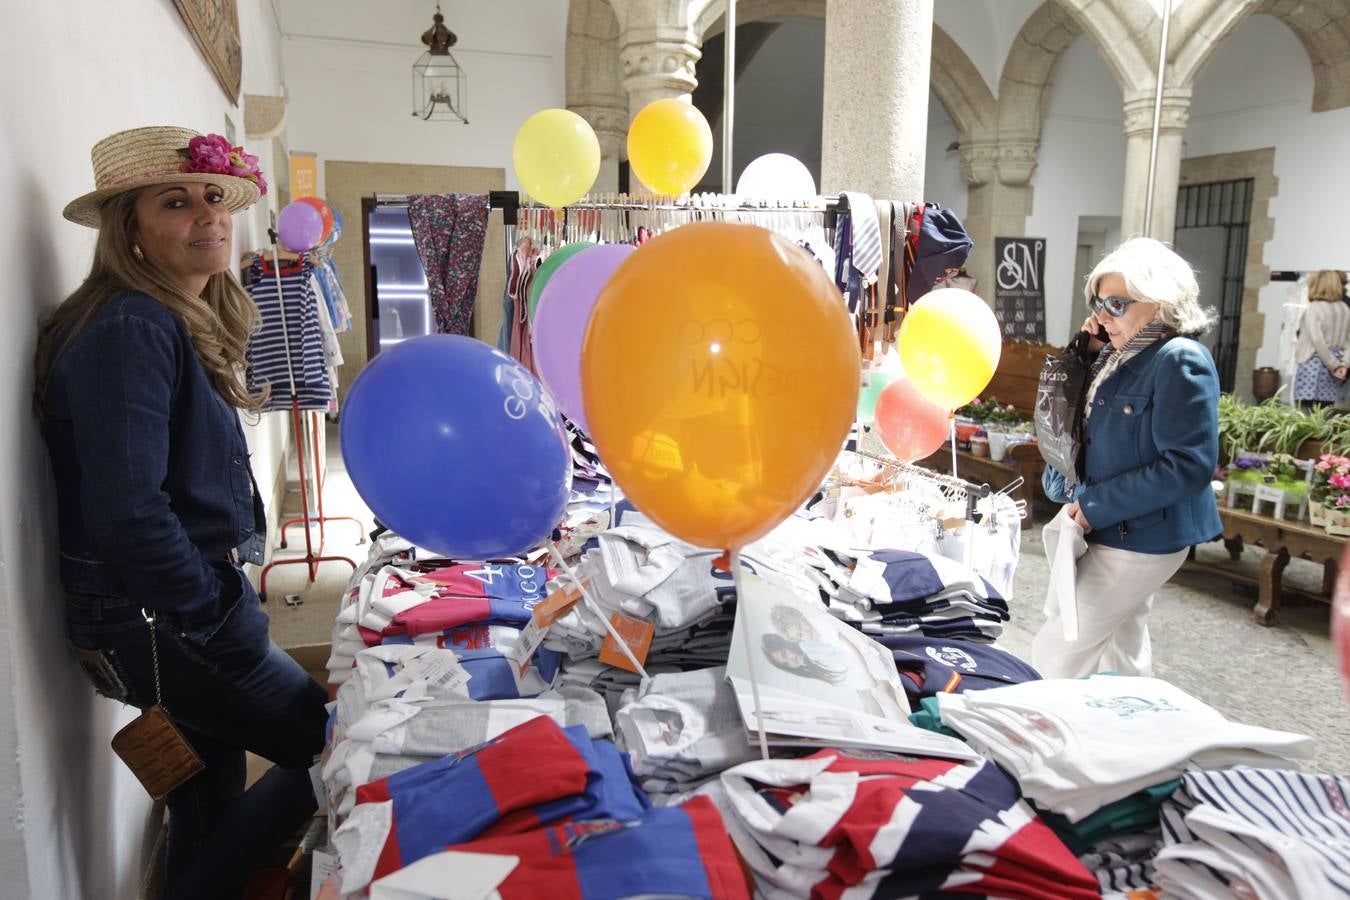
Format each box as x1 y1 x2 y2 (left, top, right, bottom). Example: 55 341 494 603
547 543 650 680
950 418 958 481
731 547 771 762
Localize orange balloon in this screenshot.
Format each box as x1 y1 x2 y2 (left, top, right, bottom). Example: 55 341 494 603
581 222 859 550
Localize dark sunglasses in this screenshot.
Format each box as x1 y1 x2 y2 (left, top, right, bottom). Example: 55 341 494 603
1088 294 1139 318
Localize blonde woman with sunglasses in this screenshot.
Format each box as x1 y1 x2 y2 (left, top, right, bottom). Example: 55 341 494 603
1034 238 1221 679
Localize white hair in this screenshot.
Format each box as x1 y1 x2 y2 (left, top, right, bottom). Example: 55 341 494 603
1084 237 1215 335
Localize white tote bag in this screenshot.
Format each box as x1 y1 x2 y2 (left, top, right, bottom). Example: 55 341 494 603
1042 506 1088 641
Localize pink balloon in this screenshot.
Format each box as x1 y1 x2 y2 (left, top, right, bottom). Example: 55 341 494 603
532 244 636 433
874 373 952 462
1335 546 1350 705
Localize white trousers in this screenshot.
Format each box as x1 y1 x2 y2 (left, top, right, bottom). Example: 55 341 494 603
1032 541 1188 679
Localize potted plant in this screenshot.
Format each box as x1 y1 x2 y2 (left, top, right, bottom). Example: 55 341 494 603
1224 455 1266 510
1326 490 1350 537
1310 454 1350 528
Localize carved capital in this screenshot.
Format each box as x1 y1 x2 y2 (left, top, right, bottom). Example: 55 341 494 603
959 141 999 187
620 31 702 108
1123 88 1192 138
995 140 1039 186
570 96 629 157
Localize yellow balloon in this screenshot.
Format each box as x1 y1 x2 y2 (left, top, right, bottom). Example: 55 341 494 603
582 222 859 550
512 109 601 209
897 288 1003 410
627 100 713 196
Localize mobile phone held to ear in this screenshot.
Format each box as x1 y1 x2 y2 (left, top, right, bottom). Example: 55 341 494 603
1095 324 1110 342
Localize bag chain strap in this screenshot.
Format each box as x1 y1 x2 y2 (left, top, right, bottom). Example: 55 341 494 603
143 609 165 710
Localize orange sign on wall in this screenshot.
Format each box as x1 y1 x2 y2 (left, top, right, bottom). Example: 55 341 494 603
289 152 318 200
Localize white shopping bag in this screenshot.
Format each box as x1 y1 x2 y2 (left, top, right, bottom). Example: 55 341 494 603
1042 506 1088 641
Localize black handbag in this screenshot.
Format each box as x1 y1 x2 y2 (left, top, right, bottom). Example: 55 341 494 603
1035 332 1096 488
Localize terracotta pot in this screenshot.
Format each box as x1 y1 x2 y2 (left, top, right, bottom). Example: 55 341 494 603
1252 367 1281 403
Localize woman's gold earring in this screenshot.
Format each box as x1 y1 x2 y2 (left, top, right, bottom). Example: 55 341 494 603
131 244 144 261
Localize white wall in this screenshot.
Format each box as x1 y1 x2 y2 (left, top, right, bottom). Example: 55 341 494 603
1024 33 1127 346
280 0 566 196
924 97 967 220
1185 14 1350 370
0 1 284 895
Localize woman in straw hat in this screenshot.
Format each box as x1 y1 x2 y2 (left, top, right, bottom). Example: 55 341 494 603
34 126 327 899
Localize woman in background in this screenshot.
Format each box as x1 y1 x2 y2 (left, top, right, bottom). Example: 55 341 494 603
1292 269 1350 408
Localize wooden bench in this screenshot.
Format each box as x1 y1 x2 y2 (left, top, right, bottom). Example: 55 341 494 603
918 339 1056 520
1186 507 1344 625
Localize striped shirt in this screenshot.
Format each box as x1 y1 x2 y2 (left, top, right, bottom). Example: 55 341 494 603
246 256 333 411
1157 767 1350 898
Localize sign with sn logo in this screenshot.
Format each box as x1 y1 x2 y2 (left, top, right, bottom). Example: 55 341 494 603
994 237 1047 342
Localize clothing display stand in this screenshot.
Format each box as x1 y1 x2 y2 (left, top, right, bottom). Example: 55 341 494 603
277 410 365 551
258 227 358 603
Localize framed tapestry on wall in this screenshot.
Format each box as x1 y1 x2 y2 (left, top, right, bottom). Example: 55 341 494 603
171 0 242 102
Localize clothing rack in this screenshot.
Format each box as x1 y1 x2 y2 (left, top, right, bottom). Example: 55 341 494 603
251 233 360 602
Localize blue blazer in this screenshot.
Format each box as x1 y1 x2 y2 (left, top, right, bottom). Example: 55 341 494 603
1042 336 1222 554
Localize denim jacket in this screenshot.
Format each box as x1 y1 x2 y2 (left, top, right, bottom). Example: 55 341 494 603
43 291 265 640
1042 336 1222 554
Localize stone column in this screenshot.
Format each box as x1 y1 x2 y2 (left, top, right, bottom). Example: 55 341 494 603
820 0 933 199
1120 88 1191 242
619 28 702 120
959 137 1038 304
570 93 628 192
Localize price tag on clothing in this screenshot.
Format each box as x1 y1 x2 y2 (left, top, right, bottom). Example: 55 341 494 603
532 579 586 628
509 618 549 677
401 651 472 693
598 612 655 674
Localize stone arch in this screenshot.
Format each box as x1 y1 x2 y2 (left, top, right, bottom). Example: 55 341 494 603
1050 0 1156 94
1174 0 1350 112
996 1 1083 145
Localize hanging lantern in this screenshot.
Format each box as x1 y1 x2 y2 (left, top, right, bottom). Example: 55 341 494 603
411 3 468 123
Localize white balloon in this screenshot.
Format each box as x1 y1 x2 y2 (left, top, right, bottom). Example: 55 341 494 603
735 153 817 200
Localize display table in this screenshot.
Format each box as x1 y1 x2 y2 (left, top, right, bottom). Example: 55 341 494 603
1185 507 1343 625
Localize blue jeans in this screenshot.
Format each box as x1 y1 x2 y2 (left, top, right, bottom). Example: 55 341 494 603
65 574 328 900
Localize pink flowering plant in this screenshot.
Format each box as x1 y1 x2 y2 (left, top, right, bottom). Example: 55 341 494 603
1311 453 1350 503
179 133 267 196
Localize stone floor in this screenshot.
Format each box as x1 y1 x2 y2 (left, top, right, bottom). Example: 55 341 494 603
257 430 1349 775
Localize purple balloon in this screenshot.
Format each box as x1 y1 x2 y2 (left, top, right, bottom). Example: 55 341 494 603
532 243 636 433
277 201 324 252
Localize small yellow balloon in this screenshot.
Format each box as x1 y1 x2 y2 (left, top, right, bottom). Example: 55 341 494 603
582 222 859 550
898 288 1003 411
513 109 601 209
627 100 713 196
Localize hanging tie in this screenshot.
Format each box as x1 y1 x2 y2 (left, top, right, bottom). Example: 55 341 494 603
841 191 882 285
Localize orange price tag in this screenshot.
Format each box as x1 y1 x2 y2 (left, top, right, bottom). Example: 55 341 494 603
598 612 655 674
532 579 585 628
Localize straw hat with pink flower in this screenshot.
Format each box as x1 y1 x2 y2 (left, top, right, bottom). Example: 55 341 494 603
64 126 267 228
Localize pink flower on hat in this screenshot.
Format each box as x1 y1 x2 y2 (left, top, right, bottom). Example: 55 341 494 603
180 133 267 196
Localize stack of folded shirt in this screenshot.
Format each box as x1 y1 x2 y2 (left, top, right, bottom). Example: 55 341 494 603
326 564 561 699
707 749 1100 899
333 716 651 894
876 633 1042 702
322 643 613 821
824 549 1011 641
1156 767 1350 898
363 797 749 899
935 675 1317 822
613 667 758 797
1077 832 1165 898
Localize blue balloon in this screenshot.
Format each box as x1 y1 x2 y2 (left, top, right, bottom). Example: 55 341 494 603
340 335 573 559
